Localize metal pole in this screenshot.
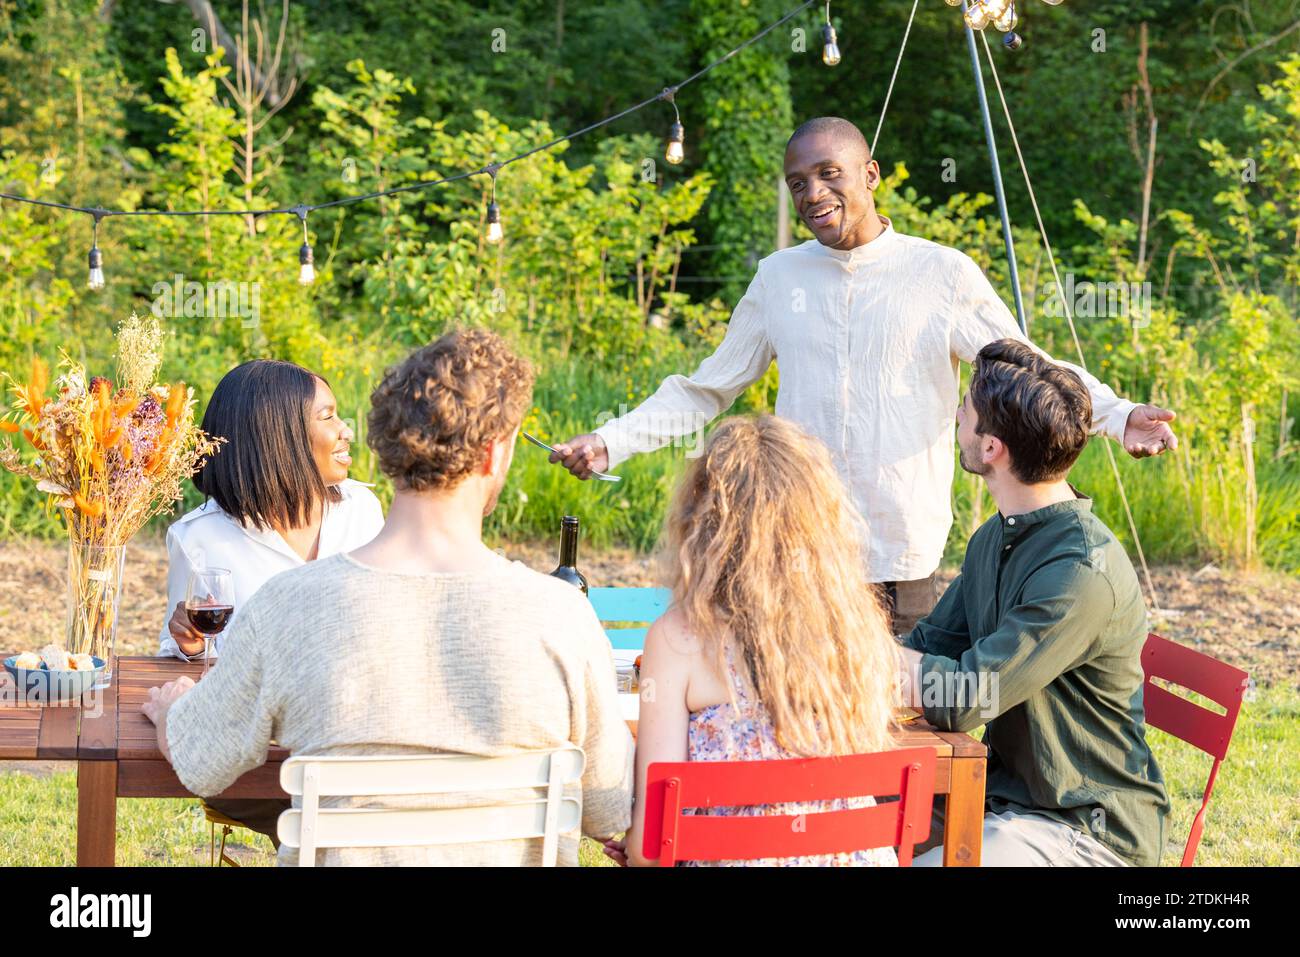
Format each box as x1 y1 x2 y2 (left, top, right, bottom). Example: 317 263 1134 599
961 4 1026 332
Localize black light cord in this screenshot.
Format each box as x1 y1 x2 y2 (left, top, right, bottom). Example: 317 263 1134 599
0 0 818 224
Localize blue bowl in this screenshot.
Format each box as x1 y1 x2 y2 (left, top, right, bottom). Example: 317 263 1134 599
3 656 106 701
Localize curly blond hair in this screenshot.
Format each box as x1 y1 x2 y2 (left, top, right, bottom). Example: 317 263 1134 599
367 328 535 491
659 415 902 757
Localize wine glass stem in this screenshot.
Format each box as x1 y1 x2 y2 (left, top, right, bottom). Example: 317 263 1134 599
202 636 211 676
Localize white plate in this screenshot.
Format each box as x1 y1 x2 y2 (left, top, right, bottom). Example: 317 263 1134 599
612 649 641 668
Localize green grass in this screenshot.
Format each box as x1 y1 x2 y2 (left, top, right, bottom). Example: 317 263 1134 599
1 683 1294 867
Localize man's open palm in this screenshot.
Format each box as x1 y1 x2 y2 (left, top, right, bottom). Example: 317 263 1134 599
1123 404 1178 458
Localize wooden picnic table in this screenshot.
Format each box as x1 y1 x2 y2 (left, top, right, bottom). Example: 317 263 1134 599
1 655 987 866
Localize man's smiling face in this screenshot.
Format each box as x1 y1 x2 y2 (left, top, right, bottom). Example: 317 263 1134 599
783 131 880 250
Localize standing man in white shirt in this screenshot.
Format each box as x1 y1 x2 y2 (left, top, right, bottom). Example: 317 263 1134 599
549 116 1177 632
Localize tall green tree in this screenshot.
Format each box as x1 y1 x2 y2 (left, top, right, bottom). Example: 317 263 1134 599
688 0 794 302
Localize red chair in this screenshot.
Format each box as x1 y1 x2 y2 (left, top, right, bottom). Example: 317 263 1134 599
1141 632 1250 867
641 748 936 866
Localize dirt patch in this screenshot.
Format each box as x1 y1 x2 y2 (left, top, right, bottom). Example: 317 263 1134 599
1 537 1295 687
1144 564 1300 689
0 537 169 659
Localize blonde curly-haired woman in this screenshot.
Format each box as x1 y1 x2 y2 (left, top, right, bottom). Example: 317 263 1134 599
613 414 905 867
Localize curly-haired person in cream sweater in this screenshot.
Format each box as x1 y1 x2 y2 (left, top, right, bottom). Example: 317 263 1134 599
143 329 633 866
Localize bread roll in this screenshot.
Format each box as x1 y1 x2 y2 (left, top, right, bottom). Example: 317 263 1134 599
39 644 71 671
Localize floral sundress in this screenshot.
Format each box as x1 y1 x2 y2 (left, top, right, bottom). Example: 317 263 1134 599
683 645 898 867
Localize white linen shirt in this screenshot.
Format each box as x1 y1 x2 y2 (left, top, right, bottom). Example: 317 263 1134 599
157 478 385 659
593 220 1136 583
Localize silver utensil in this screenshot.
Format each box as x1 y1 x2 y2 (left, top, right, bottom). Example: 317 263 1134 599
521 431 622 482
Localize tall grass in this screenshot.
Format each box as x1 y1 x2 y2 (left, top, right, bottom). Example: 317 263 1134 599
2 352 1298 573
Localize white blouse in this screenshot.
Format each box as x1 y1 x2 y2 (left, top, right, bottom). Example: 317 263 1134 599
157 479 385 659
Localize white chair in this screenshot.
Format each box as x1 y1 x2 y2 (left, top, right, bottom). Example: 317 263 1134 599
276 746 585 867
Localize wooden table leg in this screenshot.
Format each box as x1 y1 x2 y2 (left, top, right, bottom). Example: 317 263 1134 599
942 755 986 867
77 761 118 867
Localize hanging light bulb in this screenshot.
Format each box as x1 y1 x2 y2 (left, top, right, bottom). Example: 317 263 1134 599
821 2 841 65
665 122 685 165
993 3 1018 31
1041 0 1064 5
87 245 105 291
821 24 841 66
984 0 1012 17
961 2 987 29
944 0 962 6
660 87 691 165
482 164 505 244
662 89 685 165
87 213 105 291
298 242 315 285
964 2 991 30
294 206 315 285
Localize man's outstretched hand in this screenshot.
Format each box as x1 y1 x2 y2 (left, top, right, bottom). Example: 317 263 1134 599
548 433 610 480
1123 404 1178 458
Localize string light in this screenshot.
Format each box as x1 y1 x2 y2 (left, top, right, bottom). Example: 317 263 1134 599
484 165 503 244
294 206 315 285
660 88 686 166
964 3 992 29
821 2 841 66
962 0 1066 35
87 212 105 291
0 0 824 288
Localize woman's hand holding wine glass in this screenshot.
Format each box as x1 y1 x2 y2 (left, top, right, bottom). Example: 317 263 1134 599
185 567 235 675
168 601 208 657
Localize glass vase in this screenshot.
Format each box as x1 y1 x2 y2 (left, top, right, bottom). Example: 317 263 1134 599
66 541 126 689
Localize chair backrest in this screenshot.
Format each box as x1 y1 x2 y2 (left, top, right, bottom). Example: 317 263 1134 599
1141 632 1250 866
276 746 585 867
641 747 937 866
588 586 672 650
1142 632 1248 761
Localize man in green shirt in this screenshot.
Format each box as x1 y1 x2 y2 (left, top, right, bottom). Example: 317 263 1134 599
898 338 1169 866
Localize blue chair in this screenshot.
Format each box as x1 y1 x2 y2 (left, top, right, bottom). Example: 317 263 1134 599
587 587 672 651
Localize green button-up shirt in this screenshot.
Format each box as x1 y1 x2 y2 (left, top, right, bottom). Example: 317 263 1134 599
902 492 1169 866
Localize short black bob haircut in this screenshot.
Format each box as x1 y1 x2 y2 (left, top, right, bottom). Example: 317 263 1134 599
193 359 341 530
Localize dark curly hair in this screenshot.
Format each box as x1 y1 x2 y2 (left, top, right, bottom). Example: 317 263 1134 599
970 338 1093 484
367 328 535 491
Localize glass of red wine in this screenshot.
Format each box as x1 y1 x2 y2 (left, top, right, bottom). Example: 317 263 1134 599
185 567 234 676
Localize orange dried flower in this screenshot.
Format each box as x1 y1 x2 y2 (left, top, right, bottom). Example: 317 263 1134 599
26 357 49 418
112 390 138 418
0 421 19 434
14 357 50 420
164 383 186 427
73 492 105 518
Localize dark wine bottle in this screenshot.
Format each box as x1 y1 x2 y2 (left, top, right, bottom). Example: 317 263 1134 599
550 515 588 595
